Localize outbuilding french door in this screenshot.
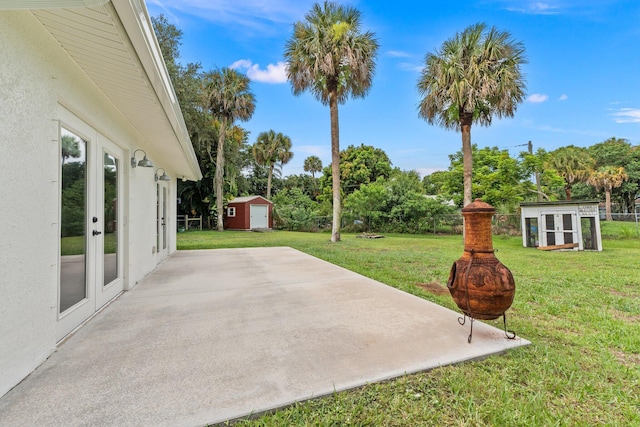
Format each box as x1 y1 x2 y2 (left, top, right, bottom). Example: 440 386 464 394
58 109 124 340
541 212 577 247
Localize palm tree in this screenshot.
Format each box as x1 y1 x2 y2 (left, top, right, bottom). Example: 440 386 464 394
588 166 628 220
303 155 322 179
417 23 527 207
547 145 594 200
201 68 255 230
61 134 81 164
252 130 294 199
284 1 379 242
304 155 323 197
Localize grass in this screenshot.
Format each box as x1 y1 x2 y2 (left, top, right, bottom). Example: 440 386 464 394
180 227 640 426
61 233 117 255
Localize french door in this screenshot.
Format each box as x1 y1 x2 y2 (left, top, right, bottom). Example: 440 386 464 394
58 111 124 340
156 181 169 260
541 212 577 247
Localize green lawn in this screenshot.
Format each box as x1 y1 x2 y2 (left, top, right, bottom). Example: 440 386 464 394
181 228 639 426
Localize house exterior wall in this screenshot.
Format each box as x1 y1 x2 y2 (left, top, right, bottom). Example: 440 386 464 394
0 10 179 396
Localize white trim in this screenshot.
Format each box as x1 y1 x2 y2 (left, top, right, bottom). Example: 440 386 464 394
112 0 202 181
0 0 109 9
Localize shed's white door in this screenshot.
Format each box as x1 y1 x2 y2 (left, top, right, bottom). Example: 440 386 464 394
250 204 268 229
541 212 577 247
58 115 124 340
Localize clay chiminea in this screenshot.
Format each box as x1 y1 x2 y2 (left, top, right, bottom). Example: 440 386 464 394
447 199 516 342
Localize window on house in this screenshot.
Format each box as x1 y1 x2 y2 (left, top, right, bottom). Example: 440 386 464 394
227 207 236 217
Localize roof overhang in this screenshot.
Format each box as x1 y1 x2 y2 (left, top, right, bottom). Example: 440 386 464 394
520 200 600 207
0 0 110 8
2 0 202 181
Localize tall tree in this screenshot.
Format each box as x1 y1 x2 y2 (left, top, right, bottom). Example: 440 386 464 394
303 155 323 179
201 68 255 230
304 155 323 198
588 137 640 213
417 23 527 207
546 145 594 200
284 1 379 242
252 130 294 199
61 134 81 164
318 144 392 199
588 166 628 220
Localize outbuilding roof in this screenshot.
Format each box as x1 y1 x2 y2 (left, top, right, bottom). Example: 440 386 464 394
519 200 599 207
229 196 272 204
1 0 202 181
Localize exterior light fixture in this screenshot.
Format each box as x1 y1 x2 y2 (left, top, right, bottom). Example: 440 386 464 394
131 149 153 168
155 168 171 181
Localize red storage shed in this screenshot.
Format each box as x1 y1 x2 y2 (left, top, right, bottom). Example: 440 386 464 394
224 196 273 230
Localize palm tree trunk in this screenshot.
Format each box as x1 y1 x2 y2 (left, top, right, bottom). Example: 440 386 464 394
330 90 341 242
460 113 473 207
267 164 274 199
605 188 612 221
215 117 227 231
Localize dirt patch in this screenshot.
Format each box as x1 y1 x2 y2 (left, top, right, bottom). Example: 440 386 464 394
610 309 640 323
612 350 640 368
416 282 449 296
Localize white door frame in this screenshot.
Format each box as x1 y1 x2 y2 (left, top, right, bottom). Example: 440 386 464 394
57 107 125 340
156 181 169 260
540 211 579 248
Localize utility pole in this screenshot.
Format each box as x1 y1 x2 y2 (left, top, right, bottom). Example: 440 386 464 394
528 141 542 202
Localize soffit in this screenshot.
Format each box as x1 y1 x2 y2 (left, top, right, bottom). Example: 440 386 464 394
31 3 201 180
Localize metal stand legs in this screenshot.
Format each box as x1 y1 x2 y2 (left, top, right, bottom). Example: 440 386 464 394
458 313 516 343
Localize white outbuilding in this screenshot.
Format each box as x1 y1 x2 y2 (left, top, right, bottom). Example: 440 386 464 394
519 201 602 251
0 0 202 397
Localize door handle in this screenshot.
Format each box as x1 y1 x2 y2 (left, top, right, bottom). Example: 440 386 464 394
92 230 102 236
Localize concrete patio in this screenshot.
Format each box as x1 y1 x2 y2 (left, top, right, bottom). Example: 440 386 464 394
0 247 530 427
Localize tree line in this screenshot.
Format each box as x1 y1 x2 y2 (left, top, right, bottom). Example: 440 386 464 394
153 3 637 236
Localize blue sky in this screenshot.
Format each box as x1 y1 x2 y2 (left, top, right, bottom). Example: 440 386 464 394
147 0 640 177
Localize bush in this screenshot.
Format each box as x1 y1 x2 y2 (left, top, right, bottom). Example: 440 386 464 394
272 188 319 231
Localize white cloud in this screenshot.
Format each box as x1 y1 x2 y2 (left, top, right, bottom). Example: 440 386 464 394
230 60 288 84
416 167 446 177
296 145 329 157
612 108 640 123
230 59 253 69
558 94 568 101
398 62 424 72
387 50 411 58
527 93 549 103
148 0 315 32
504 1 560 15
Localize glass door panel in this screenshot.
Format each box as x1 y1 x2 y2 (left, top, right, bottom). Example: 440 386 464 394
162 186 168 250
542 213 577 247
95 137 124 309
103 152 118 286
60 129 88 313
156 181 169 258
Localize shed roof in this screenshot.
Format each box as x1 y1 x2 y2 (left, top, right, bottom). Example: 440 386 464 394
2 0 202 181
229 196 272 205
520 200 599 207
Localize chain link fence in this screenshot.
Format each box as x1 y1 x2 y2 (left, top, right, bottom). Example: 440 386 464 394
278 208 640 236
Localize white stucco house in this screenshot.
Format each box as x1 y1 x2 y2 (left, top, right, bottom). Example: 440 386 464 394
0 0 202 397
